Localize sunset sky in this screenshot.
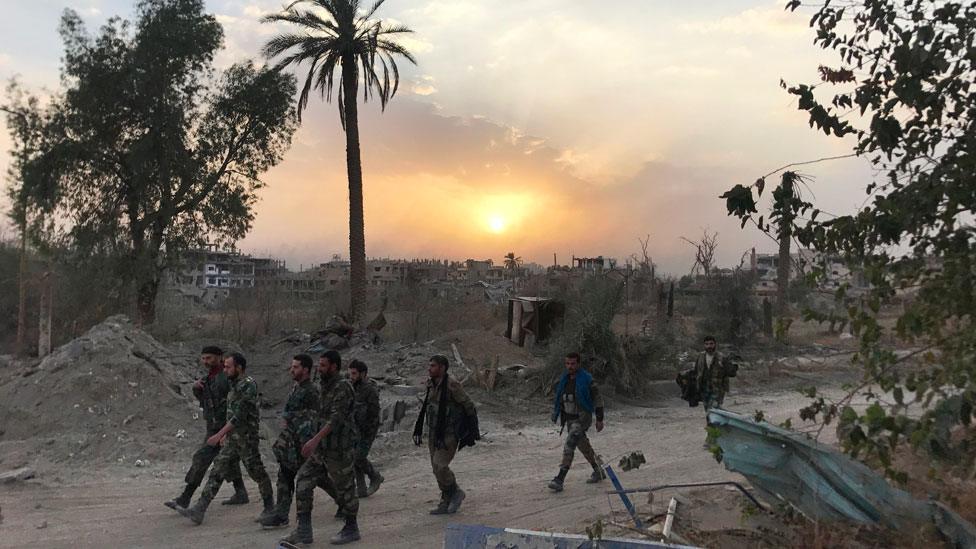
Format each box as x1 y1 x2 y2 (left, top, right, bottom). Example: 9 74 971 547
0 0 874 275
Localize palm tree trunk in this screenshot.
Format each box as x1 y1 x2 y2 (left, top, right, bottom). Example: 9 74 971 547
776 177 794 315
342 58 367 321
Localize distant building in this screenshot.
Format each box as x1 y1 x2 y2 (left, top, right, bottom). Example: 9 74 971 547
572 256 617 272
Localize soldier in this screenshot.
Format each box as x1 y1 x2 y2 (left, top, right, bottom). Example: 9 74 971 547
412 355 476 515
178 353 275 525
281 350 360 546
349 360 383 498
694 335 732 411
260 354 321 529
165 346 248 511
547 352 606 492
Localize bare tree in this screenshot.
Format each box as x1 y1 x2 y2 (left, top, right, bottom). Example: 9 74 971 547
681 229 719 278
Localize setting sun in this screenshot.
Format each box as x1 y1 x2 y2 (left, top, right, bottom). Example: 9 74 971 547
487 214 507 234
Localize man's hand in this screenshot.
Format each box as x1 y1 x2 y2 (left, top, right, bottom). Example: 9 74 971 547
194 379 205 391
301 437 319 458
595 420 604 432
206 433 223 447
412 433 423 446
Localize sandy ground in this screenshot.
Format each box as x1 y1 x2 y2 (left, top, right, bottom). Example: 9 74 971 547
0 379 820 549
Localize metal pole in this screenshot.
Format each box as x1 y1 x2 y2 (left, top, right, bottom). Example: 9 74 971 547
604 464 643 529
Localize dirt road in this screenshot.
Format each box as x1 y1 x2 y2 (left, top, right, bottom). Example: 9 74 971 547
0 382 816 549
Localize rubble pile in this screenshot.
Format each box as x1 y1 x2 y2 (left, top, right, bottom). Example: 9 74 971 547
0 315 201 466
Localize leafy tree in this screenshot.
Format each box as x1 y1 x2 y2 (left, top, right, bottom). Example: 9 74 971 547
22 0 298 324
262 0 417 321
723 0 976 477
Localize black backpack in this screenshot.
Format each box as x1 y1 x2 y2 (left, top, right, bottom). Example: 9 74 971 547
676 368 701 407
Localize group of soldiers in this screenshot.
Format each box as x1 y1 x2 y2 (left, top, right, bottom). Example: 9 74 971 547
164 346 478 546
164 336 733 546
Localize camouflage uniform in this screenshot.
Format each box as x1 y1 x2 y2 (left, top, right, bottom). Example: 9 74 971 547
293 371 359 520
196 375 274 510
694 351 729 410
352 377 382 491
269 378 320 519
425 376 476 503
557 375 604 470
186 371 244 491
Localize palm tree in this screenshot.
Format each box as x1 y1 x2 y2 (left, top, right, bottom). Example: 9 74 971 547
262 0 416 320
503 252 522 288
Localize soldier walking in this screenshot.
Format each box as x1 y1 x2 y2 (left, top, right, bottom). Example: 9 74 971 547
547 352 606 492
260 354 321 529
349 360 383 497
177 353 275 525
412 355 477 515
165 346 248 511
282 350 360 545
694 335 732 411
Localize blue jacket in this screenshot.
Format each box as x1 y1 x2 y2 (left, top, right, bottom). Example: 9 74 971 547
552 369 594 423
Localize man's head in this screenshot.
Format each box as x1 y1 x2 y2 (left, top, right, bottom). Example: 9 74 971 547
565 352 581 376
318 350 341 377
428 355 449 380
291 354 313 382
349 360 368 383
704 335 717 354
201 345 223 369
224 352 247 380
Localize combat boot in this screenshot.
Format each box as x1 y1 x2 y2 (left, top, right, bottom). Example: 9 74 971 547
355 470 368 498
548 467 568 492
255 494 275 522
260 492 291 529
164 486 193 510
177 497 211 525
282 511 313 545
586 466 606 484
446 485 466 514
330 516 361 545
222 478 249 505
365 471 384 497
429 491 450 515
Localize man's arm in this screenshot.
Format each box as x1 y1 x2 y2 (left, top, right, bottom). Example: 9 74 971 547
450 378 477 416
365 384 381 436
302 383 353 458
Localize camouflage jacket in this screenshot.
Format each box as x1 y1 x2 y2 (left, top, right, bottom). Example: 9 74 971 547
317 372 358 452
352 378 381 442
282 378 320 444
227 375 261 437
194 370 232 435
425 376 476 440
694 352 729 396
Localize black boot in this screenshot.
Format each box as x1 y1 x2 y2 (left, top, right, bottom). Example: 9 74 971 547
365 470 383 497
355 470 368 498
282 511 313 545
260 492 290 529
447 485 466 514
548 467 569 492
586 465 606 484
164 485 194 510
223 478 249 505
330 516 361 545
255 494 275 522
429 490 450 515
177 495 212 525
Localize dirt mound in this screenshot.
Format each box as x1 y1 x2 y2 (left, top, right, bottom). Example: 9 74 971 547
0 315 202 467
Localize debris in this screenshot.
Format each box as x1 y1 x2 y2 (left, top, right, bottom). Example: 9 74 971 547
36 520 47 529
122 414 135 426
134 459 148 468
0 467 36 484
618 451 646 472
708 408 976 547
175 429 186 439
444 524 699 548
662 497 677 539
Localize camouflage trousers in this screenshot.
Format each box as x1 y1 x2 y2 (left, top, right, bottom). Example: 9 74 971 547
294 447 358 519
428 435 458 495
200 433 273 506
560 414 599 469
354 436 378 478
702 391 725 412
184 435 242 491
